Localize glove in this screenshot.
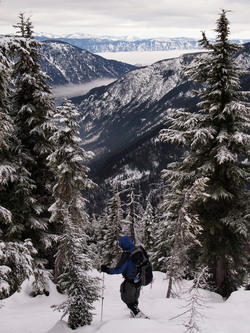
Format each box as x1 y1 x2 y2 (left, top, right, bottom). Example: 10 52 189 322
101 264 109 273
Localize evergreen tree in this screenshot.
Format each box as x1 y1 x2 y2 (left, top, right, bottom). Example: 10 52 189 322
165 178 207 298
123 187 142 243
0 38 15 228
141 199 155 252
150 193 169 271
9 14 57 292
0 239 35 299
159 10 250 297
0 38 37 298
96 211 109 264
173 267 210 333
86 214 103 267
102 185 123 265
0 36 37 241
48 98 99 329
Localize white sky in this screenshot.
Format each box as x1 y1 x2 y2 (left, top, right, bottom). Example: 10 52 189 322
0 0 249 39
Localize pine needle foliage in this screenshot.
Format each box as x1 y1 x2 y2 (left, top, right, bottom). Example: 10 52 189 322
159 10 250 297
0 32 38 298
48 99 100 329
9 14 57 259
102 185 123 265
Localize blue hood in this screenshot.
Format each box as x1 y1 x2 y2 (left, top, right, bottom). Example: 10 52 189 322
119 235 135 251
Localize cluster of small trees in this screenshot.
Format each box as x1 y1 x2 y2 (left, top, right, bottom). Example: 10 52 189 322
94 185 159 267
0 9 249 330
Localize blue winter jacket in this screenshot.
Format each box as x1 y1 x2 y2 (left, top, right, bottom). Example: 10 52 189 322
107 235 136 279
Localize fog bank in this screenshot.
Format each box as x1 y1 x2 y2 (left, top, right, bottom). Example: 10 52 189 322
53 78 116 102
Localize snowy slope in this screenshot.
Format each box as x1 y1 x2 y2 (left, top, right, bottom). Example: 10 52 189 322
1 271 250 333
39 41 137 85
76 43 250 159
76 52 196 160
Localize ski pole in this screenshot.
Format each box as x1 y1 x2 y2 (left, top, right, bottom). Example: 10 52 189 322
101 272 105 322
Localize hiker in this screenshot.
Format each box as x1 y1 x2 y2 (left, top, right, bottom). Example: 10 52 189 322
101 235 148 318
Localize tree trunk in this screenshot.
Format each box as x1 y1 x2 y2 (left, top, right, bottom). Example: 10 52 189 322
216 256 226 296
166 274 173 298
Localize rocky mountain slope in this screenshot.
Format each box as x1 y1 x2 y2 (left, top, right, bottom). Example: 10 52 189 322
75 43 250 159
39 40 137 85
71 43 250 212
75 53 196 159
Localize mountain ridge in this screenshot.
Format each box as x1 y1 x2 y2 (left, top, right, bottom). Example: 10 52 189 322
36 33 250 53
71 44 250 212
39 40 138 85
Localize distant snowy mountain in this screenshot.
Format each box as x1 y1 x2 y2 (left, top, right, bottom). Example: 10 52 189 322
37 38 250 212
37 35 200 53
69 43 250 212
39 40 137 85
36 32 142 41
74 52 197 162
74 43 250 159
36 33 250 53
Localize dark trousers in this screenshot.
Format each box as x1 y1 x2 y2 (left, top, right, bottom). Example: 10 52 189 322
120 280 141 315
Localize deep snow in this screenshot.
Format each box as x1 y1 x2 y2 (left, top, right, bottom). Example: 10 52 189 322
1 271 250 333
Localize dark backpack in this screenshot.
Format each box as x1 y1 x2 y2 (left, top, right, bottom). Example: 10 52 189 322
130 245 153 286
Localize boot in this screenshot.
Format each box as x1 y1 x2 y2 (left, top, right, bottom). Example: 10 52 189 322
130 310 149 319
130 309 149 319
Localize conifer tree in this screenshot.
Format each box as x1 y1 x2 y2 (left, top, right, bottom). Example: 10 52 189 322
150 194 171 271
48 98 99 329
159 10 250 297
96 211 109 264
0 36 37 238
102 185 123 265
123 187 142 243
141 199 155 252
83 214 103 267
165 178 207 298
9 14 57 293
0 39 15 228
0 239 36 299
0 38 37 298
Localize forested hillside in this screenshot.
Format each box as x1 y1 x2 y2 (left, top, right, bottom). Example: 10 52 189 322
0 11 250 331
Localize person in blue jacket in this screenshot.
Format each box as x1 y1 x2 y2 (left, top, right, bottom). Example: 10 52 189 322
101 235 147 318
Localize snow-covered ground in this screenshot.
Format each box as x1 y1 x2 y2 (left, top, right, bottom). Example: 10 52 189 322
1 271 250 333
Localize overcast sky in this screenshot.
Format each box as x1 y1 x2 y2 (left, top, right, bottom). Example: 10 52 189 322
1 0 249 39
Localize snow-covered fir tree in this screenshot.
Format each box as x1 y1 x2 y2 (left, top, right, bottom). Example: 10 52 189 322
9 14 58 294
48 98 100 329
141 199 155 253
102 185 123 265
0 37 37 298
0 36 36 243
159 10 250 297
0 38 15 229
85 214 103 267
150 183 175 272
173 267 211 333
150 211 169 271
0 239 36 299
123 187 142 243
164 178 207 298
